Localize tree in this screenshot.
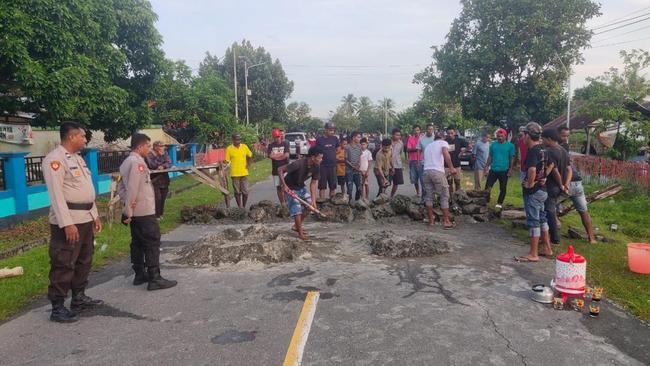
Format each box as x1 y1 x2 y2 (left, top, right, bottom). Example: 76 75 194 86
220 40 294 124
286 101 312 131
357 97 382 133
376 97 398 133
416 0 600 131
0 0 166 141
575 49 650 159
340 94 358 116
198 52 223 78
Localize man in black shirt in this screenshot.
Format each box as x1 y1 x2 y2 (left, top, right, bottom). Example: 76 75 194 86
558 126 597 244
515 122 552 262
542 128 570 245
278 146 323 240
268 128 290 207
316 122 339 199
445 127 468 196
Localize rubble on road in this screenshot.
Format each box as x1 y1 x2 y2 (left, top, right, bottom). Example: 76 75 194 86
179 189 491 225
367 230 451 258
174 225 309 266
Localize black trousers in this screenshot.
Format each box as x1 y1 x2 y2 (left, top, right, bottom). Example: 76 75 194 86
485 170 509 204
48 222 94 301
153 185 169 218
129 215 161 269
545 193 560 244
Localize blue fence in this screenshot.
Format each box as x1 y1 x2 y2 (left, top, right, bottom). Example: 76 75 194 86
0 144 197 219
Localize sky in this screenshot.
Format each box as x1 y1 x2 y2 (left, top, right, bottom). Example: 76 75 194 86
150 0 650 118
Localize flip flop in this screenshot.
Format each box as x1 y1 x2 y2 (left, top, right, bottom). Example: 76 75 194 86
443 223 456 230
514 256 539 263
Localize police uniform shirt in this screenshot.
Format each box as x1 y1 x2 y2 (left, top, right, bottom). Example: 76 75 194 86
42 146 98 228
118 152 156 218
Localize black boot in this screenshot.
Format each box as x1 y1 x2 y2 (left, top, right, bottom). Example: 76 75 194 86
132 265 149 286
50 299 77 323
147 267 177 291
70 289 103 311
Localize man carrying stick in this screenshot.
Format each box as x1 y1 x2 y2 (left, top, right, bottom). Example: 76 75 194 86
277 146 324 240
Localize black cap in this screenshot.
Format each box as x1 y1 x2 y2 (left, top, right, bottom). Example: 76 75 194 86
324 122 335 130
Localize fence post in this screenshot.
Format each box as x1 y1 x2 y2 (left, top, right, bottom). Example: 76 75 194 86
166 144 177 166
0 152 30 214
188 143 198 166
82 148 100 193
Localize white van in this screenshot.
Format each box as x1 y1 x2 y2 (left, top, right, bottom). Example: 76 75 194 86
284 132 309 159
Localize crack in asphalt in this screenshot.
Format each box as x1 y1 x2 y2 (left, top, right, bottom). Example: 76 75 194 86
391 262 468 306
481 305 528 366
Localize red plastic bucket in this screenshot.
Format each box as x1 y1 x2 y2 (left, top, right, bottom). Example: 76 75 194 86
627 243 650 274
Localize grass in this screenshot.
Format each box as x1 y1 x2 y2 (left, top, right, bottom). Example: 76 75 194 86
477 172 650 320
0 160 271 321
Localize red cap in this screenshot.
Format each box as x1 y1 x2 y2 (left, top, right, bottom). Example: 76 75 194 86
272 128 282 138
496 128 508 136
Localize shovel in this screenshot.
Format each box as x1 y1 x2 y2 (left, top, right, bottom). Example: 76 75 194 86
284 187 328 218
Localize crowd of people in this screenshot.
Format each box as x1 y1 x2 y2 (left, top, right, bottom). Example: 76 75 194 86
40 119 597 323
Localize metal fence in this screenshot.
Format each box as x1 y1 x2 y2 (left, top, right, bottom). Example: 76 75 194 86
0 159 5 190
177 145 191 163
98 150 131 174
25 156 44 184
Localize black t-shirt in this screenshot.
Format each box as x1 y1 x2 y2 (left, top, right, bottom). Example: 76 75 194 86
545 145 569 197
560 142 582 182
316 135 339 167
284 158 320 190
267 140 290 175
523 144 547 195
445 137 468 168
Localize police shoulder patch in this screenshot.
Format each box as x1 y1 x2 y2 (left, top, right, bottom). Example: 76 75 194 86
138 164 145 172
51 161 61 171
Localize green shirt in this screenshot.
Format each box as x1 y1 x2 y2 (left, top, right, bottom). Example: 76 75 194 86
489 141 515 172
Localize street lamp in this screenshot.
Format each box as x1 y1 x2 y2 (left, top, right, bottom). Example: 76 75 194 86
239 56 266 126
555 53 572 134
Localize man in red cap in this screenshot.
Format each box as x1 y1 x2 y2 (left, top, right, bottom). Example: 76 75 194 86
483 128 515 209
268 128 290 206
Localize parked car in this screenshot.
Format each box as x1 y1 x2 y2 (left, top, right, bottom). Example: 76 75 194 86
284 132 308 159
459 142 473 170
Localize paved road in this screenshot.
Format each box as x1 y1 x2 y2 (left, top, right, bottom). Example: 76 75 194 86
0 171 648 365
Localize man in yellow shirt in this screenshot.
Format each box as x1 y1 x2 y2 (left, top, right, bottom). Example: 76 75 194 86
225 134 253 208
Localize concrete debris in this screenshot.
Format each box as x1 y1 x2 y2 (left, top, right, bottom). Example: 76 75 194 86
368 231 451 258
372 193 391 206
371 203 396 219
315 202 354 223
330 193 350 206
390 194 411 214
174 225 308 266
406 204 425 221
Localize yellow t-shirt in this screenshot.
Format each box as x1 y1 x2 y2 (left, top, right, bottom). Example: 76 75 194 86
336 149 346 176
225 144 253 177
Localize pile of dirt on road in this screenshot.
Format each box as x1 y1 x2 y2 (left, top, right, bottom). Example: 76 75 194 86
180 200 289 224
367 230 451 258
174 225 308 266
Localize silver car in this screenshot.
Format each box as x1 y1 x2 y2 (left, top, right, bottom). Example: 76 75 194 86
284 132 309 159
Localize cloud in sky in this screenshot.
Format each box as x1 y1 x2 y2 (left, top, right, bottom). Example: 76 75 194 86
151 0 650 118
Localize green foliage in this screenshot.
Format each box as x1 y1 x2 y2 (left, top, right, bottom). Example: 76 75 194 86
416 0 600 131
221 40 294 124
0 0 165 141
330 94 398 134
574 49 650 160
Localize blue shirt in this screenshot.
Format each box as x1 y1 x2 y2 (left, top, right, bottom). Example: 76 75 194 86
472 140 490 170
489 141 515 172
417 135 436 153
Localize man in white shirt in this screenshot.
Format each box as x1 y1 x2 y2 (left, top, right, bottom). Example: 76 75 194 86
423 131 456 228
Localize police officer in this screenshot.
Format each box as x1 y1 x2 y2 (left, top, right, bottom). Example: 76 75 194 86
119 133 177 291
42 121 103 323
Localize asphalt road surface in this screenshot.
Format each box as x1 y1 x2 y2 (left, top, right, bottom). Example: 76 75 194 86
0 172 648 365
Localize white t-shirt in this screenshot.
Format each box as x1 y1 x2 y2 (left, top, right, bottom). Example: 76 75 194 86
359 150 373 172
423 140 449 173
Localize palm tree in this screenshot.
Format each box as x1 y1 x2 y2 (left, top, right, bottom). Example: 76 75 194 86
377 97 397 121
340 94 358 117
355 96 373 115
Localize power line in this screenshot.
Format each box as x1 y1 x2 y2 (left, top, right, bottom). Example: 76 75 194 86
591 6 650 30
591 35 650 49
593 15 650 35
592 24 650 43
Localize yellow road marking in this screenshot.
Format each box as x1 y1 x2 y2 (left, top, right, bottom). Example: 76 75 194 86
283 291 320 366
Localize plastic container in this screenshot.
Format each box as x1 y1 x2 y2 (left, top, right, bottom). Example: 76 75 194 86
554 245 586 293
627 243 650 274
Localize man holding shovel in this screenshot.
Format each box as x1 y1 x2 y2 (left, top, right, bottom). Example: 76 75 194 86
277 146 324 240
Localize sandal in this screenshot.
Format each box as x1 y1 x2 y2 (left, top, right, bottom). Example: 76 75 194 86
443 222 456 230
514 256 539 263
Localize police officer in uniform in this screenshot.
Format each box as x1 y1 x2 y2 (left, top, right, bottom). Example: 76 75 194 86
119 133 177 291
42 122 103 323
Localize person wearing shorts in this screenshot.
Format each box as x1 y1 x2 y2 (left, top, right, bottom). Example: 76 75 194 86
422 132 455 228
278 146 323 241
225 134 253 208
316 122 339 199
268 128 290 206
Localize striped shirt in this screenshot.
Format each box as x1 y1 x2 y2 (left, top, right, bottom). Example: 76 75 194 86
345 144 363 173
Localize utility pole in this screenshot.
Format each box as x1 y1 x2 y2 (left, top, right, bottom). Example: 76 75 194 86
233 47 238 120
239 57 266 126
556 53 571 142
384 97 388 136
